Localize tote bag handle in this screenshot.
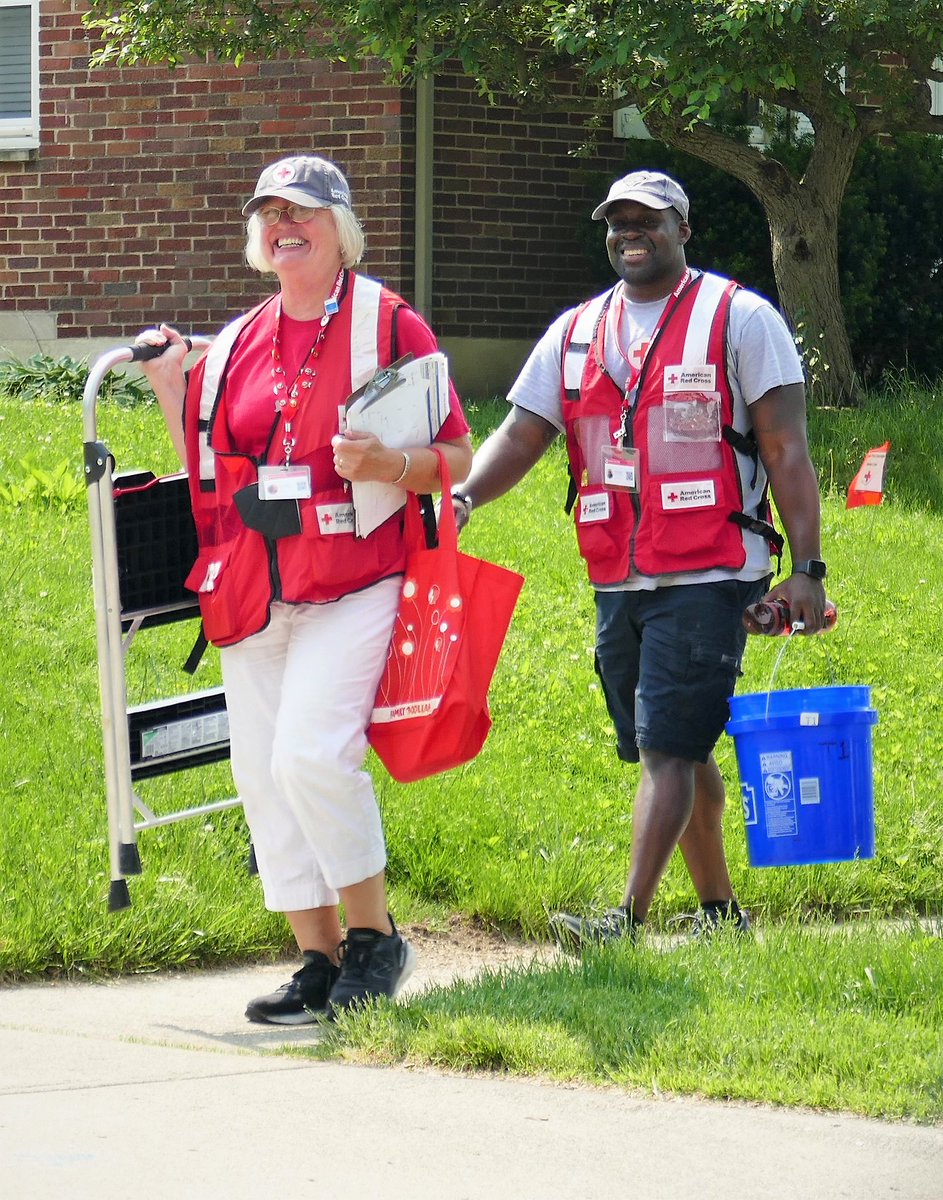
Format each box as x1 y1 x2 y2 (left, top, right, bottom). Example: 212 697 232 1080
402 445 458 553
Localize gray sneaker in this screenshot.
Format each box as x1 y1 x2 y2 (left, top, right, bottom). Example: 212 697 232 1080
326 916 416 1019
245 950 341 1025
551 907 641 952
690 900 751 940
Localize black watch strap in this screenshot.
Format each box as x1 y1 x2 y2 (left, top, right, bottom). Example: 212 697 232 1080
793 558 827 580
451 491 473 512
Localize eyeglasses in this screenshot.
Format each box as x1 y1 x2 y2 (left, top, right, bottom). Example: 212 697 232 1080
256 203 321 226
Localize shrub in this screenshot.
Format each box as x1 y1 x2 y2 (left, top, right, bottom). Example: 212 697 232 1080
0 352 151 407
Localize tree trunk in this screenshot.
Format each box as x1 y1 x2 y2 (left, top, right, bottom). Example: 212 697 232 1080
763 187 859 405
645 110 864 405
751 118 863 406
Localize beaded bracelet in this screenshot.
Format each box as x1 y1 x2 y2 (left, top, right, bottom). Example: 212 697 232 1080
392 451 410 484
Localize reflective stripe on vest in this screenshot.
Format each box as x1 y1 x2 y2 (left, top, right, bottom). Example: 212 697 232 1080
196 275 388 488
562 289 612 398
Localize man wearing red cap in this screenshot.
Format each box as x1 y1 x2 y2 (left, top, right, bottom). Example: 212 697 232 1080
451 170 826 944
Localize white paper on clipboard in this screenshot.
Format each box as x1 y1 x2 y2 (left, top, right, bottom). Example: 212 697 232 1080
344 351 450 536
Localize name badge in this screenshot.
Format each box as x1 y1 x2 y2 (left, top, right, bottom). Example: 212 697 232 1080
316 502 356 534
601 446 639 492
579 490 611 524
660 480 716 510
663 365 716 392
258 464 312 501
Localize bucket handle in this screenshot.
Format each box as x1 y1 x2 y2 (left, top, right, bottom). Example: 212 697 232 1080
764 622 838 721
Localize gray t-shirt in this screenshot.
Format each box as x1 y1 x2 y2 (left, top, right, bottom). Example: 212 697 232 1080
507 274 805 590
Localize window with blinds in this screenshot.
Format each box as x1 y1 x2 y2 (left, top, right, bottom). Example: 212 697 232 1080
0 1 39 147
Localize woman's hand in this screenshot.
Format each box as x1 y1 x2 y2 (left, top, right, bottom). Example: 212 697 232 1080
332 432 472 495
134 324 190 389
331 430 408 484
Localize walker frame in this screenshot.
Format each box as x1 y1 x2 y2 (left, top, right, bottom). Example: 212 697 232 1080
83 339 240 911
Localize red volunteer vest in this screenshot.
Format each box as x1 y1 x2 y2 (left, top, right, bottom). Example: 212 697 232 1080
183 272 404 646
561 272 763 584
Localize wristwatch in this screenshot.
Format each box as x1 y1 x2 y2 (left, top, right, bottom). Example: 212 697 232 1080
451 491 474 515
793 559 827 580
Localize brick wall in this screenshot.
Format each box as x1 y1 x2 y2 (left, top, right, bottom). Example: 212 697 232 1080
0 1 413 339
432 69 626 340
1 3 631 361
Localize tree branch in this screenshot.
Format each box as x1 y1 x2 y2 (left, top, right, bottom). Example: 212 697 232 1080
641 107 797 202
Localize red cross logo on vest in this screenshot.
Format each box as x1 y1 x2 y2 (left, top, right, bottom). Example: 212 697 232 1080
631 341 651 372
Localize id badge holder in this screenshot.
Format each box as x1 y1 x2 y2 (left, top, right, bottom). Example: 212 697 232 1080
601 445 639 493
258 464 312 501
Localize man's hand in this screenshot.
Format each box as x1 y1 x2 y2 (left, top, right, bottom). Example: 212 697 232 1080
763 572 828 632
451 493 473 533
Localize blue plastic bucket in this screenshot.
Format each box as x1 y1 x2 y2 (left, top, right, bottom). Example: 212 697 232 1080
725 686 878 867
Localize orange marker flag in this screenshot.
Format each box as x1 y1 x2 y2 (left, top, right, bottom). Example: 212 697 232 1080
846 441 890 509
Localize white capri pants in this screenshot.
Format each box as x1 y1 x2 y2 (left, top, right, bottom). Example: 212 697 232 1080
220 578 401 912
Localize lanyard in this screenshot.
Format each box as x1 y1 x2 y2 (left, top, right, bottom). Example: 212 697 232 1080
599 268 693 444
270 268 345 465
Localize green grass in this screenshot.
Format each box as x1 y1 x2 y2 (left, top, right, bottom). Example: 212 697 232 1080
322 918 943 1122
1 376 942 1121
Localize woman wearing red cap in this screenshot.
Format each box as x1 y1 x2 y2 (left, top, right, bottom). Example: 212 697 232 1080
137 155 472 1024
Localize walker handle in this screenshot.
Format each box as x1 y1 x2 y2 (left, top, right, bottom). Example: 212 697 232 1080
128 337 193 362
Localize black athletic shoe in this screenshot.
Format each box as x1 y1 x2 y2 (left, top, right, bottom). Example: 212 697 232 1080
245 950 340 1025
690 899 751 940
326 917 416 1018
550 906 641 953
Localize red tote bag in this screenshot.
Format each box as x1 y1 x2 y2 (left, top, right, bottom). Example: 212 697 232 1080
367 454 524 783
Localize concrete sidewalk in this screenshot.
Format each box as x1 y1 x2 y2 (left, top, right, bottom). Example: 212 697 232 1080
1 945 940 1199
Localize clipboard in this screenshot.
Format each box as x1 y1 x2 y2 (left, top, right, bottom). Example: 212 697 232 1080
344 352 451 536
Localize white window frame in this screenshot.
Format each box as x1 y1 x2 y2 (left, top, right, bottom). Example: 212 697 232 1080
0 0 40 150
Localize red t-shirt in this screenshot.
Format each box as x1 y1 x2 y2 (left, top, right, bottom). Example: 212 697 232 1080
224 291 468 456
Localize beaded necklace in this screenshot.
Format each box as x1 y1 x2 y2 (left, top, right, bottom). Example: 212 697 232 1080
270 267 345 466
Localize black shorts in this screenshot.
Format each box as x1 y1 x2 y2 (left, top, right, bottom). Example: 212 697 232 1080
594 577 770 764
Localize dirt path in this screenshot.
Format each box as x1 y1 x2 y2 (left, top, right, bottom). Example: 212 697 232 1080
400 917 560 990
